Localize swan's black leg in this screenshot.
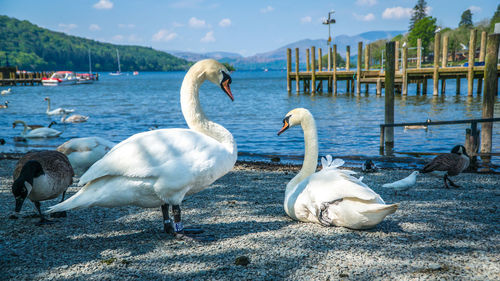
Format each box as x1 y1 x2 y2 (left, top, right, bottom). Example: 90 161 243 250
51 191 67 218
34 202 53 225
171 205 208 241
161 204 174 234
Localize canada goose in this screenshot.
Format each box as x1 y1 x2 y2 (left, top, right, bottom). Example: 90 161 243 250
404 118 431 130
11 150 74 224
48 59 236 240
421 145 469 188
13 121 57 130
362 159 378 173
277 108 398 230
0 101 9 108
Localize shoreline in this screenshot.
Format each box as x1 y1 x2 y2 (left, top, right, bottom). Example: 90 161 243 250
1 157 499 280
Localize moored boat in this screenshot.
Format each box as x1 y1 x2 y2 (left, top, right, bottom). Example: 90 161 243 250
42 71 77 86
76 73 96 84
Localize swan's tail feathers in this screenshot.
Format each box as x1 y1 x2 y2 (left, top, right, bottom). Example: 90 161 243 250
46 185 94 213
359 203 399 228
321 155 344 170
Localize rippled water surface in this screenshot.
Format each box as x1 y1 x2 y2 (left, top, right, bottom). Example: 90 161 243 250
1 71 499 168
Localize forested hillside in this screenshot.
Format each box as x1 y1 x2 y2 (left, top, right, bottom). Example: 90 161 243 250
0 15 190 71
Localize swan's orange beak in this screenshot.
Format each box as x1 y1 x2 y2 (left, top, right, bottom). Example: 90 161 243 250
221 79 233 101
277 117 290 136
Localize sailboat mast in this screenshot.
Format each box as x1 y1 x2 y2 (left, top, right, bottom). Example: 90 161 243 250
88 49 92 74
116 49 121 73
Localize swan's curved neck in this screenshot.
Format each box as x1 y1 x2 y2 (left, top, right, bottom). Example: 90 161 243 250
287 115 318 191
180 68 236 155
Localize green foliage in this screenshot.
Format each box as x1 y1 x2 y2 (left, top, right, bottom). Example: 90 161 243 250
409 0 428 31
0 15 190 71
408 16 437 55
490 4 500 33
320 52 346 68
459 9 473 28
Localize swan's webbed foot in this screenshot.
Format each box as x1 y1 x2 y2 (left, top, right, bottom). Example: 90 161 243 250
50 211 67 218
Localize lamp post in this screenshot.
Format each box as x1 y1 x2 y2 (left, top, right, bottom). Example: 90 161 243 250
323 10 336 70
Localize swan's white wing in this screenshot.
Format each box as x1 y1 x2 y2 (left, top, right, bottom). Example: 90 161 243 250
306 169 382 203
79 129 232 187
26 128 61 137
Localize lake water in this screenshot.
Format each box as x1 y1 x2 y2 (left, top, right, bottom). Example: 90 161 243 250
1 71 499 169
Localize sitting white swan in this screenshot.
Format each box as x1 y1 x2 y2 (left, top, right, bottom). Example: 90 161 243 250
57 137 116 176
48 59 236 240
277 108 398 230
44 97 75 115
60 113 89 123
1 88 11 95
13 120 62 138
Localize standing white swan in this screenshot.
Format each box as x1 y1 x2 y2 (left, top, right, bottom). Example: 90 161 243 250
277 108 398 230
44 97 75 115
48 59 236 239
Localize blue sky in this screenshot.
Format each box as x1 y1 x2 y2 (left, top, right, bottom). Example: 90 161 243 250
2 0 498 56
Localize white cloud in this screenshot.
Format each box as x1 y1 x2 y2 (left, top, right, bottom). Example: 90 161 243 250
468 6 481 13
219 18 231 27
127 34 142 42
356 0 377 6
112 35 124 42
189 17 207 28
118 23 135 28
301 16 312 23
93 0 113 10
152 29 178 42
353 13 375 21
260 6 274 13
382 7 412 19
201 31 215 43
58 23 77 32
89 24 101 31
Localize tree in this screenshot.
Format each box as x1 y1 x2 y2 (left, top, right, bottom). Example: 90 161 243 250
409 0 428 31
489 4 500 33
408 16 437 56
459 9 473 28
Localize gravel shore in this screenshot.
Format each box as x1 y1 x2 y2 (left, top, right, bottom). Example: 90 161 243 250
1 158 499 280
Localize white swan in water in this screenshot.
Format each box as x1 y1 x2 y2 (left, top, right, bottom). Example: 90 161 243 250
277 108 398 230
44 97 75 115
57 137 116 176
48 59 236 240
1 88 11 95
13 120 62 138
60 113 89 123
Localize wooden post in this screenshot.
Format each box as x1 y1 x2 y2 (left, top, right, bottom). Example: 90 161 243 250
356 42 362 95
442 35 448 68
477 31 487 95
286 48 292 92
480 33 500 160
384 41 396 153
311 46 316 94
328 47 332 71
295 48 300 93
423 78 427 95
376 78 382 96
417 38 422 68
365 44 370 70
395 41 399 71
306 49 310 72
441 35 448 95
433 32 441 95
467 29 477 96
346 46 350 71
416 81 421 94
402 46 408 95
318 48 323 71
333 45 337 94
456 76 461 95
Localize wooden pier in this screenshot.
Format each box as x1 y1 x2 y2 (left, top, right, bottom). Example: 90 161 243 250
286 29 500 96
0 67 53 86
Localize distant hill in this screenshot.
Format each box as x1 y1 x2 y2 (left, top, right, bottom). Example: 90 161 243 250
168 51 243 63
169 30 405 70
0 15 190 71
